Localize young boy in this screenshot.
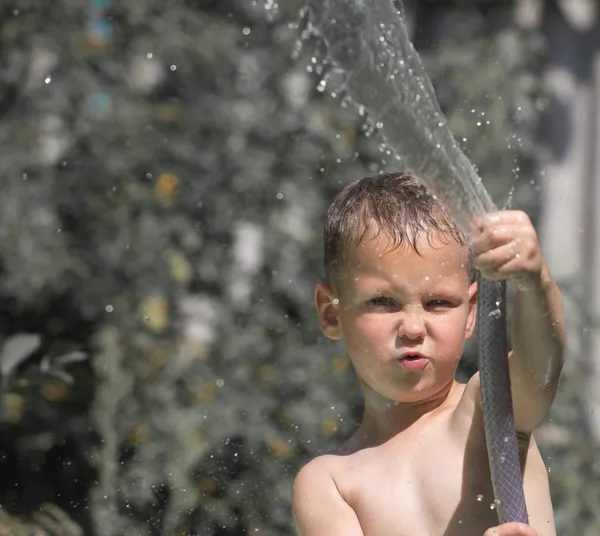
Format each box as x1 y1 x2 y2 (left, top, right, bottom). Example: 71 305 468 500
293 173 564 536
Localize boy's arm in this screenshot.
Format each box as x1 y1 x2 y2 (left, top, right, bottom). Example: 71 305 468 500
509 260 565 433
292 457 364 536
470 210 566 435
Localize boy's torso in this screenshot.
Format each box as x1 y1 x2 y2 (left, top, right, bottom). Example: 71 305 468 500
326 384 556 536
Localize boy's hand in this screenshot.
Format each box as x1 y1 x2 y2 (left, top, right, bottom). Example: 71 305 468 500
483 522 540 535
472 210 544 290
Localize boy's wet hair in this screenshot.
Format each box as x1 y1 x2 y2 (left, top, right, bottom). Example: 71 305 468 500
324 172 474 284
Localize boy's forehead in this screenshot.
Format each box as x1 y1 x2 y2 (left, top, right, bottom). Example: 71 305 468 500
350 231 466 264
336 232 470 286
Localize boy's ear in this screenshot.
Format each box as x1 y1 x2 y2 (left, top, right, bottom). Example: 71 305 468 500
314 283 343 340
465 281 478 340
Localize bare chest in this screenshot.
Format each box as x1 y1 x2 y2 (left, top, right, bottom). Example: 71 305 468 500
336 425 506 536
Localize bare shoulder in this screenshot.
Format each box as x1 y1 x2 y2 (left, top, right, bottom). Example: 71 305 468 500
292 455 364 536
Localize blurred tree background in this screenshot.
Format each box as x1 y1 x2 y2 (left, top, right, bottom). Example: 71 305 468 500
0 0 596 535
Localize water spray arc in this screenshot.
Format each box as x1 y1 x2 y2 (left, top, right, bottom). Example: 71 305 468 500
303 0 529 524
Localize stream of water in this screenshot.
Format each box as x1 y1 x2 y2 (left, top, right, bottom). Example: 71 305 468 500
299 0 497 232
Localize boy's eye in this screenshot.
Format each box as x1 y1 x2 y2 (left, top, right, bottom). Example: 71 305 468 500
368 296 397 307
426 299 452 308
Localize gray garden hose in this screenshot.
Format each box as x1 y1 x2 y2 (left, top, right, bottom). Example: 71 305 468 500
477 276 529 524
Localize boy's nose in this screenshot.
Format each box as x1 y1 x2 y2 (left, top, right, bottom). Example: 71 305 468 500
398 311 426 340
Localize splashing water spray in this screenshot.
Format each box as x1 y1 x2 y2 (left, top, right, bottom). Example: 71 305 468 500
298 0 528 525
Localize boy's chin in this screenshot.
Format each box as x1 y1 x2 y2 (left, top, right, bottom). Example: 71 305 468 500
365 380 455 405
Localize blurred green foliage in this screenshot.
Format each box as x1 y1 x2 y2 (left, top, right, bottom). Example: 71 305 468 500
0 1 595 535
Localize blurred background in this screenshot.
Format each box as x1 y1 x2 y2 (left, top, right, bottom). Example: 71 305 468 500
0 0 597 534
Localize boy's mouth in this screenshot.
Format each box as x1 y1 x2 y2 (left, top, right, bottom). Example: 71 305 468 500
398 352 428 370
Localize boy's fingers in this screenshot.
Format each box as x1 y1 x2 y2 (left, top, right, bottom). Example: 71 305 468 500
472 226 517 254
475 240 522 269
483 522 540 536
482 210 531 226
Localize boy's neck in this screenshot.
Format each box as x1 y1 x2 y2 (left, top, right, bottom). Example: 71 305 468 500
350 380 461 448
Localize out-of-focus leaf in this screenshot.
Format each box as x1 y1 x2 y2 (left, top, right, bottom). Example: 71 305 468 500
54 350 88 366
0 333 41 378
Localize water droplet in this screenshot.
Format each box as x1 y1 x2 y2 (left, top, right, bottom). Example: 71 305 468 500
375 121 383 129
45 76 51 84
476 494 483 502
147 53 153 59
488 309 501 319
105 305 114 313
317 80 327 92
333 298 339 306
170 65 177 71
276 192 283 200
489 502 496 510
243 27 251 35
216 378 225 387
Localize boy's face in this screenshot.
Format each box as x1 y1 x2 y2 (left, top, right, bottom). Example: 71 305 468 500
315 231 477 403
